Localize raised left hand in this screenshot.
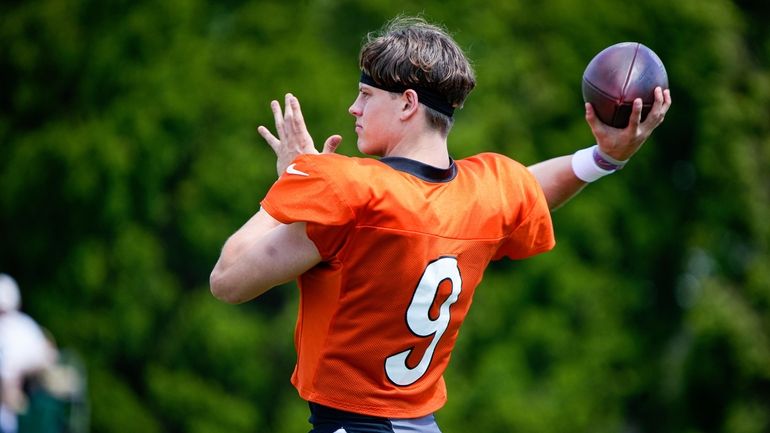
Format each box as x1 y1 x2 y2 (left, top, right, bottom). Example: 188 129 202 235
257 93 342 176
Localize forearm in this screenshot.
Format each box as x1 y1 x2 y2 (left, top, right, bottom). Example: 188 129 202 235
210 208 322 303
210 209 282 303
528 155 587 211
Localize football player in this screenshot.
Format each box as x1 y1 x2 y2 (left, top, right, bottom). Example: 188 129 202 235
210 16 671 433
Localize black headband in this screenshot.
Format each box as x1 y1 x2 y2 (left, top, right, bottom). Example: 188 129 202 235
359 72 455 117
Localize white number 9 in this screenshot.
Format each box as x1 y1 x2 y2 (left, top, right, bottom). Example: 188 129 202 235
385 256 462 386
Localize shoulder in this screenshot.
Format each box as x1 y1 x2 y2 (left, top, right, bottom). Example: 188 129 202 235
281 154 382 182
266 154 384 218
292 154 379 173
459 152 522 166
288 154 392 190
0 311 37 326
0 312 45 339
458 152 546 211
458 152 533 181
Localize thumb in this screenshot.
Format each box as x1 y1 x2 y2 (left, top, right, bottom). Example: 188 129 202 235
322 135 342 154
257 125 280 152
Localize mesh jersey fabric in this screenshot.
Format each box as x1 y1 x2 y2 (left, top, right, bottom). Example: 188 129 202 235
261 152 555 418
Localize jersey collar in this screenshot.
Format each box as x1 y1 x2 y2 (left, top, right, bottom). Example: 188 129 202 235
379 157 457 183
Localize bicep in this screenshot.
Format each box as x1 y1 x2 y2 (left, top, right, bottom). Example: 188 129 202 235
260 221 323 285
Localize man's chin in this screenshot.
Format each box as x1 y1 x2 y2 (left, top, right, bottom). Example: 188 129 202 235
356 141 378 156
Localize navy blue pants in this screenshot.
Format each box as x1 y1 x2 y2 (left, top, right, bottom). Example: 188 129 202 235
307 402 442 433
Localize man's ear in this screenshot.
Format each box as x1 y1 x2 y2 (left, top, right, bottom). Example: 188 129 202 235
400 89 420 120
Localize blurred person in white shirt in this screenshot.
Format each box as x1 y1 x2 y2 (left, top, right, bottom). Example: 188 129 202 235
0 274 57 433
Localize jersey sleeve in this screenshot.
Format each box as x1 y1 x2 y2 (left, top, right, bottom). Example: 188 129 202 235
260 154 356 260
494 159 556 260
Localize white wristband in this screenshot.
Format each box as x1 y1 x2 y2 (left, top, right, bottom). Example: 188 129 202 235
571 145 615 182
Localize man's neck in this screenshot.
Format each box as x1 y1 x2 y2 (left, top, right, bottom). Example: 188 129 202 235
382 134 451 169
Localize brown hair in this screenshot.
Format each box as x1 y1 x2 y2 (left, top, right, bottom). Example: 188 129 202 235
359 16 476 135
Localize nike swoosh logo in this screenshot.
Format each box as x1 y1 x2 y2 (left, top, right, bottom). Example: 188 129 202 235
286 163 309 176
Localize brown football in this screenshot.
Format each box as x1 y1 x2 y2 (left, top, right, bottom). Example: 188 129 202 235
582 42 668 128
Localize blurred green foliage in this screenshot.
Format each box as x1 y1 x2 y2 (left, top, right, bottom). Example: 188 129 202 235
1 0 769 432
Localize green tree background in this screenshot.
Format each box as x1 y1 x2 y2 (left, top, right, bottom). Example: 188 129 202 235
1 0 769 432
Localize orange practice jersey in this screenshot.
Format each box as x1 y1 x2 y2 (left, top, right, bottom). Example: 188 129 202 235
261 152 555 419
